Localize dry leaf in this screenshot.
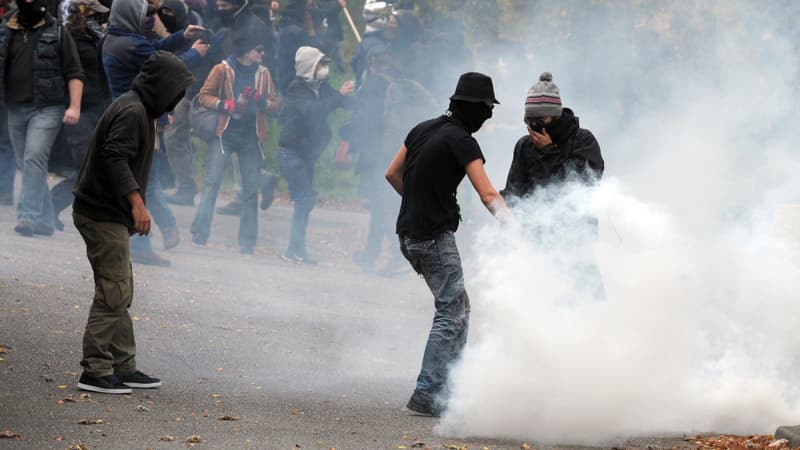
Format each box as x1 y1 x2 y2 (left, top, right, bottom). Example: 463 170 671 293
218 415 240 421
0 345 8 353
58 396 76 404
159 435 176 442
186 435 204 443
290 409 304 416
57 384 68 389
67 444 90 450
521 444 534 450
0 430 21 439
77 419 104 425
411 443 426 448
80 393 91 400
210 394 222 398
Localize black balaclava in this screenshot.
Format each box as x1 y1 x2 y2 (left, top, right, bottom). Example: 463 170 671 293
448 100 493 134
158 0 188 33
18 0 48 28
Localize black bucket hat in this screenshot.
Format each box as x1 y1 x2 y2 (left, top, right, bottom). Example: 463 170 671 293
449 72 500 104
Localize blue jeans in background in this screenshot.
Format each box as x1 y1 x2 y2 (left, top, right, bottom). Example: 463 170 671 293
0 105 16 197
277 147 317 257
131 132 178 255
6 103 64 229
399 231 470 411
191 123 261 251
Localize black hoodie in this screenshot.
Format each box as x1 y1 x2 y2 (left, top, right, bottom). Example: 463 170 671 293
72 51 193 232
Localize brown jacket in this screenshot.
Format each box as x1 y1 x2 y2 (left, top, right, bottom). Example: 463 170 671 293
198 60 278 141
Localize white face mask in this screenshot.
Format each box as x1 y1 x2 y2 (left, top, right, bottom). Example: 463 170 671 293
315 65 330 82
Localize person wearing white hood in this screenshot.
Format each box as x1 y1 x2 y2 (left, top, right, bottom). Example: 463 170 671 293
277 45 354 264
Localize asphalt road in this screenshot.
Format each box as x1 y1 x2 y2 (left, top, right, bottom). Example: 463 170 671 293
0 193 693 450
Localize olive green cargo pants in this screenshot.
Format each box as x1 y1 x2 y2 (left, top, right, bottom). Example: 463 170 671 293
73 212 136 376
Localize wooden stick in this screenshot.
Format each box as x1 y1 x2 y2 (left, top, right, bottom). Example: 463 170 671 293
342 3 362 43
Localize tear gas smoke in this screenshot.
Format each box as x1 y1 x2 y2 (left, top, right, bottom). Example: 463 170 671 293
439 0 800 444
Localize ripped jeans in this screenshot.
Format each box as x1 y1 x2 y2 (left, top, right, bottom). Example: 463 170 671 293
400 231 470 407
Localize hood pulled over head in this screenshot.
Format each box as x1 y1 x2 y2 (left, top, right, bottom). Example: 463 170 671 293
133 51 194 117
109 0 147 34
158 0 189 33
294 46 327 84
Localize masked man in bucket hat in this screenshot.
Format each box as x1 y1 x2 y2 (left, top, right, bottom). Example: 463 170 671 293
385 72 512 416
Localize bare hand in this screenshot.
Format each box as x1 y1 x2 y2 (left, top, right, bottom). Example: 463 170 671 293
270 1 279 9
192 39 210 57
338 0 346 7
183 24 205 40
339 80 355 96
132 203 152 236
528 126 552 149
63 106 80 125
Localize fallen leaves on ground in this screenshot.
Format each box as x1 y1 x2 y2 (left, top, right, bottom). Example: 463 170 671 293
443 444 467 450
521 444 534 450
66 443 90 450
410 442 426 448
0 430 21 439
290 409 305 416
217 415 240 421
58 396 76 404
0 344 9 353
80 393 91 400
159 435 176 442
57 384 68 389
692 435 798 449
185 435 204 446
77 419 104 425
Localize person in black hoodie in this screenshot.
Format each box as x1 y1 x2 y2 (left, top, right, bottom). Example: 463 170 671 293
72 51 193 394
49 0 111 231
500 72 605 300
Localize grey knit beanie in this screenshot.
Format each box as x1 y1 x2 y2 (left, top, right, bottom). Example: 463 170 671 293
525 72 562 118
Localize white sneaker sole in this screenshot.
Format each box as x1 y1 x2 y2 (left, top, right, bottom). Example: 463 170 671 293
123 381 162 388
77 382 132 394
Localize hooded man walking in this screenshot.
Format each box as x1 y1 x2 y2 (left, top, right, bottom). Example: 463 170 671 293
385 72 511 416
72 51 193 394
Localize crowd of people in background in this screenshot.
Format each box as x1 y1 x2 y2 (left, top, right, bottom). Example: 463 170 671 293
0 0 477 273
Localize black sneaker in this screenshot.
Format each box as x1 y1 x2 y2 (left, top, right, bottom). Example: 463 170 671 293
116 370 162 389
13 220 34 237
77 373 132 394
216 200 241 216
406 390 440 417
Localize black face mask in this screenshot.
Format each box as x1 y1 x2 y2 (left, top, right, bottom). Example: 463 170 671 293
158 11 180 33
217 8 235 25
165 90 185 114
449 100 493 134
18 0 48 28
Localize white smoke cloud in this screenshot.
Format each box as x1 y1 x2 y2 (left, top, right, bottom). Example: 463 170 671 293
441 0 800 444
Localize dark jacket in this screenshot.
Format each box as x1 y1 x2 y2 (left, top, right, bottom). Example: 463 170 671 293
72 51 193 232
0 10 84 106
278 78 350 160
102 0 198 100
501 108 604 201
71 30 109 107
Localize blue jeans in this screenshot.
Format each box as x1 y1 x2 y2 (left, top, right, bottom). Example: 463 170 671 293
277 147 316 256
191 125 261 250
0 105 15 195
400 231 470 408
131 133 177 255
6 103 64 228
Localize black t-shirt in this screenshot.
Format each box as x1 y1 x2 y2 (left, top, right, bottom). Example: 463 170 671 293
396 114 485 239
